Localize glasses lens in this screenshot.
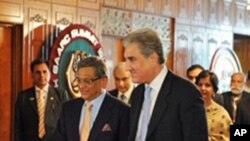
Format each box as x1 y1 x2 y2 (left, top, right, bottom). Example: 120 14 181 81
77 77 100 85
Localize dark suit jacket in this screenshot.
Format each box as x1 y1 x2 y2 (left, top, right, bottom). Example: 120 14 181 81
236 95 250 124
128 71 208 141
109 89 133 104
14 86 68 141
53 93 130 141
213 93 224 106
222 91 250 120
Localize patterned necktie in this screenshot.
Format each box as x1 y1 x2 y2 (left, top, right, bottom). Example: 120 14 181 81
80 102 92 141
120 94 126 102
37 90 46 138
139 86 152 141
232 96 241 122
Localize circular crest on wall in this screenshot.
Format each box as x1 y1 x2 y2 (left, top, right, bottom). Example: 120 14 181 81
49 24 104 98
210 47 242 93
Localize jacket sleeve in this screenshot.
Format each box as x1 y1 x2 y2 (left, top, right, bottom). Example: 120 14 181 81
180 91 209 141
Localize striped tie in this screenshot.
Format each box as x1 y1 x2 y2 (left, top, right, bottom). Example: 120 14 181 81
37 90 46 138
80 102 92 141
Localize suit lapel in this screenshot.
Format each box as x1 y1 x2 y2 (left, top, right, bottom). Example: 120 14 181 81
225 93 233 116
27 87 38 114
45 86 57 114
114 90 119 97
129 84 145 140
73 99 85 141
146 71 172 138
88 94 114 141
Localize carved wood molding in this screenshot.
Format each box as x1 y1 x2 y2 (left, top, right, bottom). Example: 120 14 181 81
56 17 71 25
193 36 203 42
30 14 46 23
208 38 217 44
101 7 171 40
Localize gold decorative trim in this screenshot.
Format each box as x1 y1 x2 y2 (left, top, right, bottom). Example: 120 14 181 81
30 14 46 23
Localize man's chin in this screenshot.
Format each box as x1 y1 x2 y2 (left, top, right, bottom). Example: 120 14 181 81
231 89 242 95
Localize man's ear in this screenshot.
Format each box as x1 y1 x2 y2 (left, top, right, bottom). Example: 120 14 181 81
101 77 108 88
150 52 159 63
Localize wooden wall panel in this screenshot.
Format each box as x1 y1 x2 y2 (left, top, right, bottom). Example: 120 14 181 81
174 24 190 77
191 0 206 26
52 4 76 37
124 0 138 10
77 8 100 37
234 36 250 73
27 0 52 2
219 0 232 30
160 0 176 17
190 27 206 67
52 0 77 6
176 0 191 24
206 0 219 29
0 25 12 141
0 0 23 23
101 36 119 90
206 29 220 68
233 1 248 34
142 0 159 14
102 0 120 8
78 0 100 10
219 31 233 49
23 1 51 89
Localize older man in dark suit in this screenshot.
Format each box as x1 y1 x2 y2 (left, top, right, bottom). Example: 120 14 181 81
109 62 134 104
14 59 68 141
123 28 208 141
222 72 250 123
53 56 129 141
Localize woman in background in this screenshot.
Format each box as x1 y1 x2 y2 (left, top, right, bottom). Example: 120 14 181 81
196 70 232 141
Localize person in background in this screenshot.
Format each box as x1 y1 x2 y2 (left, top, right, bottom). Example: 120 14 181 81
196 70 232 141
236 70 250 125
186 64 204 83
235 96 250 125
123 28 208 141
244 70 250 93
187 64 224 106
222 72 250 123
14 58 68 141
109 62 134 104
53 56 129 141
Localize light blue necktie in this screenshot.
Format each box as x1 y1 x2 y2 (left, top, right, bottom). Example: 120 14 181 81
140 86 152 141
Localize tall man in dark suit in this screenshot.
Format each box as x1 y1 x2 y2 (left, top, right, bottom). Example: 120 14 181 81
123 28 208 141
109 62 134 104
222 72 250 123
53 56 130 141
14 59 68 141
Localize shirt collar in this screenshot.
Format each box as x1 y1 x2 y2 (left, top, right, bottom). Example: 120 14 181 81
118 85 134 99
147 66 168 92
85 89 106 108
35 84 49 93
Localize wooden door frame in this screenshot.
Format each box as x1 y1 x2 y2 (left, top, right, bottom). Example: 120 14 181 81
0 23 23 141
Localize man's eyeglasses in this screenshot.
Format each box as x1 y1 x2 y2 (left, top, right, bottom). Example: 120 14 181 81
76 77 101 86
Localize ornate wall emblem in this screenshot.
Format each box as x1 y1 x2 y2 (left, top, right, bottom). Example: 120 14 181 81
210 47 242 93
49 24 104 98
66 51 88 97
